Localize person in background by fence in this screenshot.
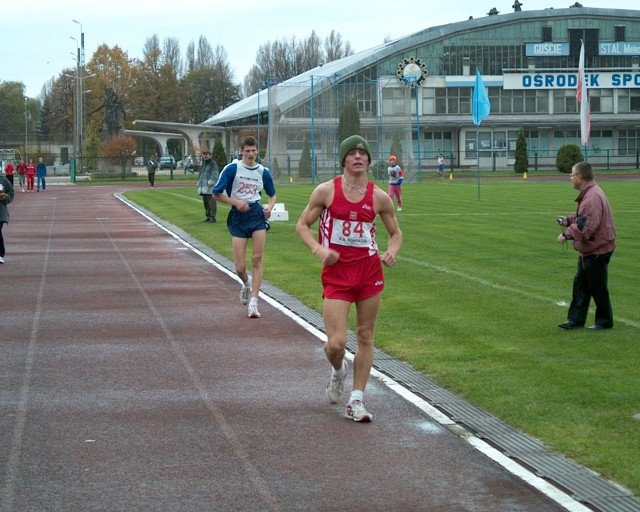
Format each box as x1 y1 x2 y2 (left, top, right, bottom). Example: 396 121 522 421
16 160 26 192
437 154 445 179
4 160 15 186
183 155 195 174
147 155 158 188
197 150 219 223
387 155 404 212
25 160 36 192
36 156 47 192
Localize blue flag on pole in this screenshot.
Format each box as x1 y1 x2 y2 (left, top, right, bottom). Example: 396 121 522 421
472 69 491 126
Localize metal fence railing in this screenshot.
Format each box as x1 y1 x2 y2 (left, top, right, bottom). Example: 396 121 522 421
6 151 637 185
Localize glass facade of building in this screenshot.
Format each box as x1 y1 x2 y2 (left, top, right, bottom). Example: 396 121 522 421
205 8 640 177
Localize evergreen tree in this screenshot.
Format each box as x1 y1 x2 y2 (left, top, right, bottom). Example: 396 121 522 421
212 136 227 169
514 129 528 174
299 138 311 177
390 135 403 165
337 101 360 143
270 156 281 179
556 144 584 173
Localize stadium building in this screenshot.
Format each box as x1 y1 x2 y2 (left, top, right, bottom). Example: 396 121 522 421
137 5 640 178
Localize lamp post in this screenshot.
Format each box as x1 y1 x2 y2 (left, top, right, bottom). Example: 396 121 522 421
309 75 331 183
310 75 315 183
72 19 85 167
266 78 274 170
257 87 261 156
413 83 422 182
374 77 394 168
70 37 80 165
330 73 341 175
257 78 275 168
24 97 29 162
257 84 264 157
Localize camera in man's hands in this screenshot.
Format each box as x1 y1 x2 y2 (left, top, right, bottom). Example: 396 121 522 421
556 216 566 226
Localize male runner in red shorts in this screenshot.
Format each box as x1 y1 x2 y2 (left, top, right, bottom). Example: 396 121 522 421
296 135 402 422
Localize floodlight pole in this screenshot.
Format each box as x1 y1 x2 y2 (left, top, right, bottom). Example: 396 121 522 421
24 96 29 162
73 19 85 167
266 77 274 170
413 83 422 183
257 85 262 157
310 75 315 183
331 73 340 176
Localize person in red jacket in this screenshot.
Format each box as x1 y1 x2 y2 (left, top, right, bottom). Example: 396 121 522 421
16 160 27 192
25 159 36 191
4 161 15 186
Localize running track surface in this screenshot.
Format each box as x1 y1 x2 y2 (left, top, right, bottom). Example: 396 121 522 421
1 185 574 511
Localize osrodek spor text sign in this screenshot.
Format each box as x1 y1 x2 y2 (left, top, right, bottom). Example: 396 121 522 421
503 72 640 89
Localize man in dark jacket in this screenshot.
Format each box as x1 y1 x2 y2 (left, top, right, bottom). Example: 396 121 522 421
557 161 616 330
147 155 158 188
0 174 15 263
196 150 219 222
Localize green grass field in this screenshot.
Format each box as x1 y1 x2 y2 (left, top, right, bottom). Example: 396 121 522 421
124 174 640 496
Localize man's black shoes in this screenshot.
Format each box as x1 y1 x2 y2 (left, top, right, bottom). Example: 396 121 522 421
558 321 584 330
587 324 612 331
559 321 612 330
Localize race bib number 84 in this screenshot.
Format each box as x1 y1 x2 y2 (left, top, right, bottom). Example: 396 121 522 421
330 219 374 248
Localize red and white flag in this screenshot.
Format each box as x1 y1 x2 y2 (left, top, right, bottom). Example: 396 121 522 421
576 40 591 146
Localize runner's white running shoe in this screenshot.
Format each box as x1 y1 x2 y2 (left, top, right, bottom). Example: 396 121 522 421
248 301 260 318
326 360 348 403
239 277 252 305
345 400 373 422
